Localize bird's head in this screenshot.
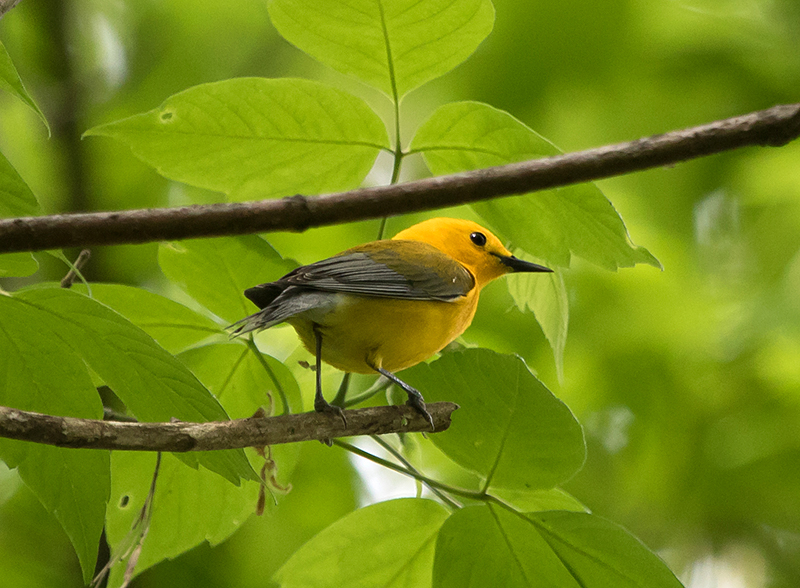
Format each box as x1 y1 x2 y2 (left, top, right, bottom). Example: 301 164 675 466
392 217 552 288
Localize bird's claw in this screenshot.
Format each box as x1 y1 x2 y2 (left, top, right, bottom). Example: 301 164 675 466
406 397 435 431
315 398 347 428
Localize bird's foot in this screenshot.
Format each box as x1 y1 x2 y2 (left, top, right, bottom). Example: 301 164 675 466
406 394 435 432
314 397 347 428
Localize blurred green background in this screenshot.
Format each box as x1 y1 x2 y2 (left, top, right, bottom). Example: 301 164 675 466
1 0 799 586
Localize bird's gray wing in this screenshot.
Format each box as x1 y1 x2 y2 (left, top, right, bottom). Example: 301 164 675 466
275 240 475 301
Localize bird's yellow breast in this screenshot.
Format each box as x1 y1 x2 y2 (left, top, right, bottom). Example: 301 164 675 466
288 291 479 374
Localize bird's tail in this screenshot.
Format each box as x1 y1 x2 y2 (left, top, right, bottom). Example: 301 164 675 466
227 311 276 337
228 290 332 337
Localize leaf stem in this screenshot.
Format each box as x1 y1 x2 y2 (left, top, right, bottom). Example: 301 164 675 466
375 1 404 243
369 435 461 510
334 439 495 505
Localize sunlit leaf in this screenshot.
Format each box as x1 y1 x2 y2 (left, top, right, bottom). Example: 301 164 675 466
491 488 588 513
158 235 297 324
402 349 585 490
410 101 660 270
85 78 390 200
268 0 494 98
275 498 449 588
0 40 49 133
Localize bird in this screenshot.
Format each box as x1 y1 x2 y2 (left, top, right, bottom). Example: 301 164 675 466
230 217 552 429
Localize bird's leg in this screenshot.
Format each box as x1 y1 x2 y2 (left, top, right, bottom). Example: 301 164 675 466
371 365 435 431
313 325 347 427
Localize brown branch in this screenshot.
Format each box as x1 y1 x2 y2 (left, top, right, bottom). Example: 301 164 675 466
60 248 91 288
0 0 23 18
0 403 458 451
1 103 799 254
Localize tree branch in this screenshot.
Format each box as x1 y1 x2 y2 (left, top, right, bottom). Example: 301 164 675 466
1 103 798 254
0 0 23 18
0 403 457 451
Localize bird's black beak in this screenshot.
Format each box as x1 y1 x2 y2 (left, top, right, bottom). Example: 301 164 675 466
497 254 553 273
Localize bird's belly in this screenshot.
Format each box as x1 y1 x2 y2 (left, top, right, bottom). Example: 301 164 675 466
288 294 477 374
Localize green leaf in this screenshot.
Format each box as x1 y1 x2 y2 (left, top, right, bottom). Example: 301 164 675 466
12 287 256 484
179 341 303 418
268 0 494 99
0 294 108 582
410 101 660 270
434 506 683 588
434 505 582 587
20 446 109 585
402 349 585 490
0 151 40 218
178 342 302 496
85 78 390 200
80 283 223 354
491 488 588 514
274 498 450 588
507 250 569 381
0 253 38 278
0 40 49 133
0 152 40 277
19 444 108 584
106 452 260 588
158 235 297 324
529 511 684 587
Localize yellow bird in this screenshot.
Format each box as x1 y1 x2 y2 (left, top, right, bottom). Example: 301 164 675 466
231 217 552 428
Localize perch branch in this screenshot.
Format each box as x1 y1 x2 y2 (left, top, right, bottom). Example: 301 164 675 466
0 403 457 451
1 103 798 254
0 0 22 18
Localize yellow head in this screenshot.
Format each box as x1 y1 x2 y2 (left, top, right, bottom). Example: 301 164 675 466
392 218 551 288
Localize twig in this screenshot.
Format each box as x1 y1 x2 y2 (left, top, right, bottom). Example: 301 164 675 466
0 402 458 451
92 453 162 588
60 249 91 288
1 103 798 254
0 0 22 18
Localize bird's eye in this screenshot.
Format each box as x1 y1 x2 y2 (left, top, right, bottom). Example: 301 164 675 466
470 232 487 247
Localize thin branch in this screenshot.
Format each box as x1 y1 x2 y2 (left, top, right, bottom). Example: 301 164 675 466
0 0 23 18
60 248 91 288
1 103 798 254
0 402 458 451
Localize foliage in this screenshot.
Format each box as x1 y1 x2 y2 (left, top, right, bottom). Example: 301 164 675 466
1 0 799 587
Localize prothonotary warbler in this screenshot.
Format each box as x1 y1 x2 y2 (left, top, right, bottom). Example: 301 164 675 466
231 217 552 429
